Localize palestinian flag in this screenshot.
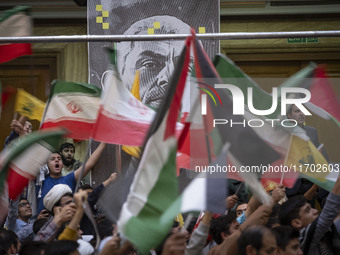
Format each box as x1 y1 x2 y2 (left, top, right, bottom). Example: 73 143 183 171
117 37 191 253
191 34 282 203
0 128 66 200
41 80 102 140
161 145 228 227
305 65 340 128
0 6 32 64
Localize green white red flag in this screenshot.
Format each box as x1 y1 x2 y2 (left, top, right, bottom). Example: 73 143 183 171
41 80 102 140
0 6 32 63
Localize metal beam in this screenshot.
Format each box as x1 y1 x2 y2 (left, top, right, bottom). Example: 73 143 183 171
0 31 340 43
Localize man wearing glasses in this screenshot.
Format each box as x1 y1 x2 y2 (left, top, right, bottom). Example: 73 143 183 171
5 197 49 242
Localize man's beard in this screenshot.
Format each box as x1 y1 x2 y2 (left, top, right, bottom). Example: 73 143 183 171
61 155 75 167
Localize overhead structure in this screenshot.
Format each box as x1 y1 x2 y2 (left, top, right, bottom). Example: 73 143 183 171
0 30 340 43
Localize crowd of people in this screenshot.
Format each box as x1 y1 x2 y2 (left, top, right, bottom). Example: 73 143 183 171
0 104 339 255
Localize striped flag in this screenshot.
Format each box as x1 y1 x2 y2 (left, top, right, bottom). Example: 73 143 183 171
191 35 281 203
213 55 326 188
122 70 143 158
117 37 192 253
161 145 228 227
14 89 46 121
0 128 66 200
0 6 32 64
305 65 340 127
92 68 156 146
41 80 102 140
1 86 16 116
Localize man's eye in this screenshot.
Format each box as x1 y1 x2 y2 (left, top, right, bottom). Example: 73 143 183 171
141 60 158 69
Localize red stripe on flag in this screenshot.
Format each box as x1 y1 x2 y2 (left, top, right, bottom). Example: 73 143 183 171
164 37 192 140
1 86 16 108
6 165 33 200
0 43 32 64
310 66 340 122
41 120 95 140
92 111 151 146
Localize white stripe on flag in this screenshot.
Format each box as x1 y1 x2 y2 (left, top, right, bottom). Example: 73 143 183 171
44 94 100 122
10 143 52 177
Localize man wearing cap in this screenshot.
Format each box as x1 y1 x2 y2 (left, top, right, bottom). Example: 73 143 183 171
34 184 77 243
36 143 106 214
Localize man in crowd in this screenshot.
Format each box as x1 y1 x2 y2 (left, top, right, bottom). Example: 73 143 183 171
59 142 90 185
4 116 32 148
278 168 340 254
5 197 49 242
36 143 106 213
272 226 303 255
238 225 277 255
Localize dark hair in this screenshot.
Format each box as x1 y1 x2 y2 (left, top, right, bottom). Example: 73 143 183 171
238 225 271 255
97 217 115 239
0 228 19 255
79 184 93 191
278 195 306 226
33 218 49 235
266 217 281 228
59 143 75 153
19 241 49 255
19 197 28 202
272 226 299 251
45 240 79 255
210 212 237 244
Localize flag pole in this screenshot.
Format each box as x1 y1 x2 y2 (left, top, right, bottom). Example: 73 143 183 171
74 139 102 251
116 145 122 176
281 134 293 185
107 45 122 177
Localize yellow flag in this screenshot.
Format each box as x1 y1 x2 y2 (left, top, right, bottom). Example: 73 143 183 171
130 70 141 100
122 70 142 158
14 89 45 121
286 135 329 180
175 214 184 228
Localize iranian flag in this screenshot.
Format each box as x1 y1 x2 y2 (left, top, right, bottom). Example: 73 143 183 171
0 128 65 200
117 37 191 253
41 80 102 140
92 68 155 146
0 6 32 64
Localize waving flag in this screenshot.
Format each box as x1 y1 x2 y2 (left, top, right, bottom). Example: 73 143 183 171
191 35 283 204
162 146 228 227
117 37 191 253
305 66 340 127
1 86 16 114
92 68 156 146
14 89 46 121
0 128 66 200
122 70 143 158
41 81 102 140
0 6 32 64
